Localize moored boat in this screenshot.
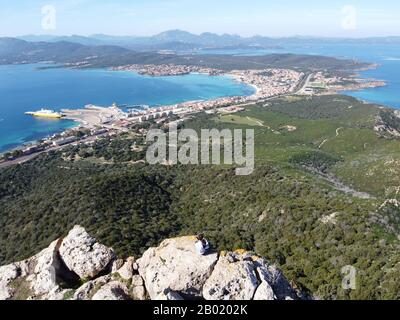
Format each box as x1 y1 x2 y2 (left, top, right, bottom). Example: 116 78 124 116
25 109 64 119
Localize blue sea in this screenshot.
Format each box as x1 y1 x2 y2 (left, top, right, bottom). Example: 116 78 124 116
199 44 400 109
0 64 254 152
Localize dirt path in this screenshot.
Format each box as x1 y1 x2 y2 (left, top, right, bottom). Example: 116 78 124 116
246 116 271 129
336 127 344 137
318 127 344 149
303 166 374 199
318 139 329 149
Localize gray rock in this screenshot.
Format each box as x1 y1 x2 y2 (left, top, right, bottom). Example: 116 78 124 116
0 282 14 300
252 265 277 300
41 288 71 300
26 239 62 296
138 236 218 299
253 281 276 300
132 285 146 300
203 252 259 300
73 275 112 300
59 226 115 280
117 257 136 280
131 274 144 287
259 264 296 300
131 274 146 300
111 259 124 273
0 264 19 300
91 281 131 300
0 264 20 283
0 238 65 300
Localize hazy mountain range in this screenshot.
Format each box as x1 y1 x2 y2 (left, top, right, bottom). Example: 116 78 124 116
0 29 378 71
16 29 400 52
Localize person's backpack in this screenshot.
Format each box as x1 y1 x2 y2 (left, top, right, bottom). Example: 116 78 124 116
201 239 210 252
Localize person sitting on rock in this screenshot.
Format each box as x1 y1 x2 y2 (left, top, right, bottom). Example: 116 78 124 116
195 234 210 255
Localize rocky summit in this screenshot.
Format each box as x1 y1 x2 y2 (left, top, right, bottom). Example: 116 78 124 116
0 226 301 300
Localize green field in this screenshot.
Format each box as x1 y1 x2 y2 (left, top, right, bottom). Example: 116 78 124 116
217 114 266 127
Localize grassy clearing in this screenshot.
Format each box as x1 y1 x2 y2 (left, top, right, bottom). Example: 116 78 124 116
216 114 266 127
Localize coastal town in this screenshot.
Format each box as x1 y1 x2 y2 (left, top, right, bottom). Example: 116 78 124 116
0 64 385 167
112 64 224 76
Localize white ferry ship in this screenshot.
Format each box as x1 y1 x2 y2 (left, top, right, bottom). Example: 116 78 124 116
25 109 64 119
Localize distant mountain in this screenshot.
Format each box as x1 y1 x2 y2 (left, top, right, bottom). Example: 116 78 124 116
152 29 199 43
15 30 274 52
18 35 104 46
0 38 130 64
16 30 400 53
0 36 370 73
150 30 242 46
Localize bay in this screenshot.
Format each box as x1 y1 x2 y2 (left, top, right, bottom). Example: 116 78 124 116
0 64 254 152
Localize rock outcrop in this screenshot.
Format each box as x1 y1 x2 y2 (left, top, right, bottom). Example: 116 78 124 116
202 251 296 300
0 264 20 300
59 226 115 279
202 252 259 300
0 226 302 300
138 236 218 299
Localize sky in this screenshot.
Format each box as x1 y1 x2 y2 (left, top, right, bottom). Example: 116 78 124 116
1 0 400 38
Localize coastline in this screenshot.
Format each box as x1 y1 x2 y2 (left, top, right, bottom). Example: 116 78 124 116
0 66 255 157
0 61 391 161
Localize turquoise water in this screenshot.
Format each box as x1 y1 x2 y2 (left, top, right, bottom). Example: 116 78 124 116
199 44 400 109
0 64 254 152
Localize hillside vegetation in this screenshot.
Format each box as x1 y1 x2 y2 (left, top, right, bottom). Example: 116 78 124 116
1 94 400 300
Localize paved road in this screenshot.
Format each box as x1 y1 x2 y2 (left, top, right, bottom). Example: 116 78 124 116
0 134 107 169
0 153 40 169
295 73 313 94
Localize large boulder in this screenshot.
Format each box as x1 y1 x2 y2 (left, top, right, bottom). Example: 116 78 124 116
26 239 63 296
252 263 277 300
0 238 65 300
254 261 296 300
202 252 259 300
137 236 218 299
59 226 115 280
253 281 276 300
0 264 20 300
